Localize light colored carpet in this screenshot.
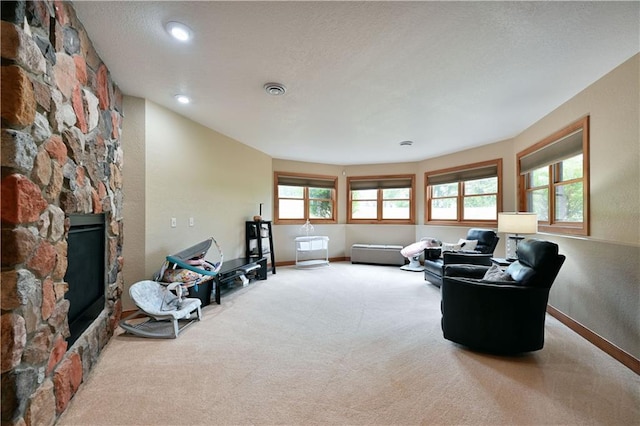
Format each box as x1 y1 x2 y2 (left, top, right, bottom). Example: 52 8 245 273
58 262 639 425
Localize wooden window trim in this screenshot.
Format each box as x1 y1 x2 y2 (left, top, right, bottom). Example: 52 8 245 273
274 171 338 225
425 159 503 227
517 116 590 236
347 174 416 224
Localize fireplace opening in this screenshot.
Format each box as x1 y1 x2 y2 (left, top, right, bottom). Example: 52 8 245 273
64 214 106 346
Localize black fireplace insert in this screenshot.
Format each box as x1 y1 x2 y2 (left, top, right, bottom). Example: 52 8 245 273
64 214 106 346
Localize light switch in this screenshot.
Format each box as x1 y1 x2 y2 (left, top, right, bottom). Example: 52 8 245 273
189 217 194 227
171 217 177 228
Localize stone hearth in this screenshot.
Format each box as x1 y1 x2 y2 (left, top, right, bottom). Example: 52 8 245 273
1 1 124 424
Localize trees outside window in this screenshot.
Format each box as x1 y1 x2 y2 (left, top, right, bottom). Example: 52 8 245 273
426 159 502 226
518 116 589 236
348 175 415 224
274 172 337 224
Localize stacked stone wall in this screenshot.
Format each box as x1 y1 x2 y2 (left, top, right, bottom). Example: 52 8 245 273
1 2 124 424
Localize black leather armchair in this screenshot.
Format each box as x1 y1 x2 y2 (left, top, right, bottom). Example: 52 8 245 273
441 239 566 354
423 228 499 287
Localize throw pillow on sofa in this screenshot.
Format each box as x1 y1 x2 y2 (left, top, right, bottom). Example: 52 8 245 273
441 242 463 252
457 238 479 251
481 264 514 283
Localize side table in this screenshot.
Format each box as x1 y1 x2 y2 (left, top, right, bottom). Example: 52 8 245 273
491 257 514 267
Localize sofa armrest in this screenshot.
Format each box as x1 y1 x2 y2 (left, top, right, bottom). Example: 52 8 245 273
424 247 442 260
442 252 492 266
444 264 489 279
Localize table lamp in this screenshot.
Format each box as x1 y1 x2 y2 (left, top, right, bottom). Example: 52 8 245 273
497 212 538 260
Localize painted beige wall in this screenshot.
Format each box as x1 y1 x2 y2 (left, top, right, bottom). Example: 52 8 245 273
511 54 639 358
271 160 346 259
416 138 513 255
341 162 421 253
144 101 273 280
121 96 147 309
119 99 271 310
270 55 639 358
120 56 638 358
272 159 419 259
513 54 639 245
273 151 516 257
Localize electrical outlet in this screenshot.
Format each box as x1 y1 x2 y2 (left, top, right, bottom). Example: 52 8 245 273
171 217 177 228
189 217 194 227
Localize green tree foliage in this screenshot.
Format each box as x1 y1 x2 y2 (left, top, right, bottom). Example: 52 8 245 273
528 154 583 222
309 187 332 218
463 177 497 208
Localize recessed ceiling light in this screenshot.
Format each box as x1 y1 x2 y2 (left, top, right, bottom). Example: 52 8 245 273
175 94 191 104
264 83 287 96
165 21 193 42
400 140 413 146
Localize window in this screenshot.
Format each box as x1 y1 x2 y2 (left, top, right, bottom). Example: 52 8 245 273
518 116 589 236
425 159 502 225
347 175 415 224
274 172 337 224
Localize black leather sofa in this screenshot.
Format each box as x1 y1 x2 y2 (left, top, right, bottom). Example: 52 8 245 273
423 228 499 287
441 239 566 354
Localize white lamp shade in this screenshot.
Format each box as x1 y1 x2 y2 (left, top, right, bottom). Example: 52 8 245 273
498 212 538 234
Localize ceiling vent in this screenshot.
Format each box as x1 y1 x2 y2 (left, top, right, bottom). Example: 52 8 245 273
264 83 287 96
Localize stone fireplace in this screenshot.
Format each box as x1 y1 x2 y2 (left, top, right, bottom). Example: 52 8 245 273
1 1 124 424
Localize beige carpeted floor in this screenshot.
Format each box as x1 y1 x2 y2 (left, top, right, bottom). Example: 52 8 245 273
58 262 639 425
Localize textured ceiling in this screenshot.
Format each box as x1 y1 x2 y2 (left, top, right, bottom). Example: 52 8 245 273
72 1 639 165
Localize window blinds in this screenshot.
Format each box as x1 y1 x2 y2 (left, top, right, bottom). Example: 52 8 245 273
349 177 413 190
427 164 497 186
277 175 336 189
519 129 583 174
